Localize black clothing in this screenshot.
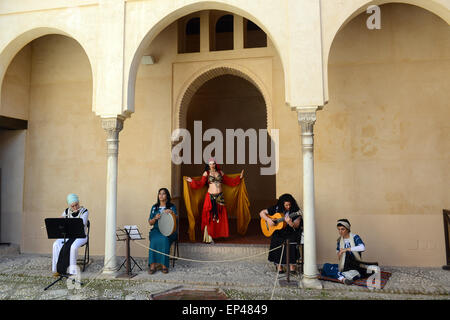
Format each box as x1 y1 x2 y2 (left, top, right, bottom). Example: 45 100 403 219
266 204 302 265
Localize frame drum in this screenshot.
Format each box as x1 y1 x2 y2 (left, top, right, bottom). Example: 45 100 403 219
158 210 177 237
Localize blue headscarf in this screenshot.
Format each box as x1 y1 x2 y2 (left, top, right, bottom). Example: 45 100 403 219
66 193 79 206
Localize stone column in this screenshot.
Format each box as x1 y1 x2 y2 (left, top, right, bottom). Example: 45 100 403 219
101 116 124 274
234 15 244 50
200 11 210 52
297 108 322 289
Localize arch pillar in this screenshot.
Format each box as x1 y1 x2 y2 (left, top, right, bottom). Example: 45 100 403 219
296 106 323 290
101 116 125 274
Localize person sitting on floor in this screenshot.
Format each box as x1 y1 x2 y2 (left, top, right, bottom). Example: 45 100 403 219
321 219 369 285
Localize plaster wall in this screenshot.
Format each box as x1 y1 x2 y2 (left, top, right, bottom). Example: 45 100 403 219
315 4 450 266
0 44 31 120
0 0 448 266
20 35 104 255
0 130 25 246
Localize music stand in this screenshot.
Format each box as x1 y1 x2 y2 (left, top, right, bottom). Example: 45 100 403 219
44 218 86 291
116 226 145 279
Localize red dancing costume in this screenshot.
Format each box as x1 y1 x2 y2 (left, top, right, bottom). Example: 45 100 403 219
189 171 241 241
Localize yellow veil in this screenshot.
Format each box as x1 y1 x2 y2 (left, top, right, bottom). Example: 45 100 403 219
183 173 251 241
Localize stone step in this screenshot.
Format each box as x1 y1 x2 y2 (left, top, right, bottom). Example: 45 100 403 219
0 243 20 255
176 243 271 262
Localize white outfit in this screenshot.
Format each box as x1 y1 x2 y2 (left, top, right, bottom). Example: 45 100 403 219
51 207 89 275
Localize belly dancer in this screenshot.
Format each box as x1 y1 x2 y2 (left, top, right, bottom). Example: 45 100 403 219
185 158 244 243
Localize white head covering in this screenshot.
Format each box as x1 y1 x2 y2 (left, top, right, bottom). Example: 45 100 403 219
337 219 351 231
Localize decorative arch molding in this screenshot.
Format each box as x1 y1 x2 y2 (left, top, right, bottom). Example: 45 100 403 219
175 63 273 132
126 1 285 116
330 0 449 51
323 0 450 102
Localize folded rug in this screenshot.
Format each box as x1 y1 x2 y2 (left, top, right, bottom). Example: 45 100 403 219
318 271 392 289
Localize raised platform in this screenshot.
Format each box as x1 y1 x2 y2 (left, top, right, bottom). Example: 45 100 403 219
175 218 273 263
178 218 270 245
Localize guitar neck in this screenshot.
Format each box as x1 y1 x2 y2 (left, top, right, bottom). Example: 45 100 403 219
274 210 302 223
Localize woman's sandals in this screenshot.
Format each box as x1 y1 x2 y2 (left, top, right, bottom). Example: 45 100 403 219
148 264 169 274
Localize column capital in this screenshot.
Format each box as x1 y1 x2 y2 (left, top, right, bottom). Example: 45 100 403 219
102 116 125 156
101 116 125 133
295 106 320 122
297 111 316 138
297 111 316 124
295 106 321 136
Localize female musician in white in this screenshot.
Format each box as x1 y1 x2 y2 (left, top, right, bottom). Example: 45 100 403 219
148 188 178 274
51 193 89 276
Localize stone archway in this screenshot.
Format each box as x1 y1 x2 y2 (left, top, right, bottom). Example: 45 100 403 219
125 2 288 117
323 0 450 103
174 66 276 243
0 34 95 253
175 64 273 132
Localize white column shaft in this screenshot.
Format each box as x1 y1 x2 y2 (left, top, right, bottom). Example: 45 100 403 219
298 110 322 289
102 117 124 274
302 123 318 278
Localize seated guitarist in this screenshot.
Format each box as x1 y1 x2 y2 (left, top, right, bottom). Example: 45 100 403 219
259 194 302 274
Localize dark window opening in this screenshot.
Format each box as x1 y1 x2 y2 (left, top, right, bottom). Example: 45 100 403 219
186 17 200 35
212 15 234 51
179 17 200 53
244 19 267 48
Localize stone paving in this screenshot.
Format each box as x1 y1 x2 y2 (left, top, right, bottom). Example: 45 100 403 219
0 252 449 300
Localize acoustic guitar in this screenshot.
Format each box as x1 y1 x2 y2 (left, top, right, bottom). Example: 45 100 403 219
260 210 303 237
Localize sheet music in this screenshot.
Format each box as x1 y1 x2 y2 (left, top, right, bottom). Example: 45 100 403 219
124 225 142 240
